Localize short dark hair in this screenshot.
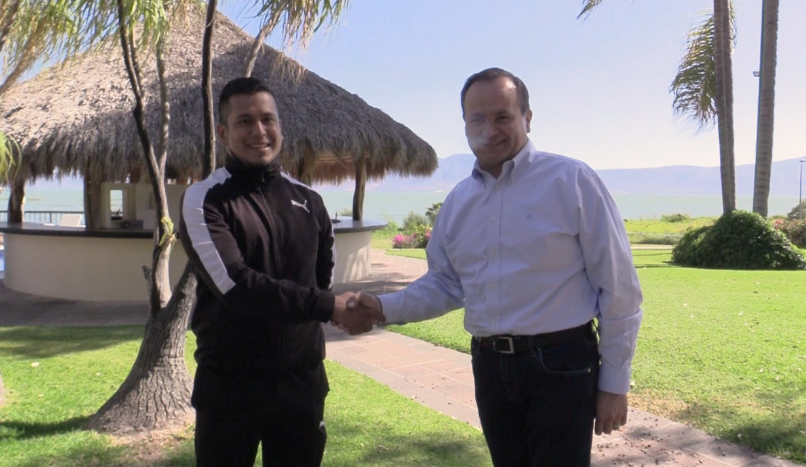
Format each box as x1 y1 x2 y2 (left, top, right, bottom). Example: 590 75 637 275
218 77 275 125
460 67 530 116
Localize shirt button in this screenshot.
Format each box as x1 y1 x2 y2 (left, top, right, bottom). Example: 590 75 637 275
496 184 501 190
490 250 497 257
489 284 496 290
491 215 496 221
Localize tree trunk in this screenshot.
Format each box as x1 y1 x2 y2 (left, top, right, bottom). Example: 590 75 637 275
7 175 24 223
88 266 197 434
713 0 736 214
244 17 275 77
90 2 197 434
353 157 366 221
201 0 219 178
752 0 779 217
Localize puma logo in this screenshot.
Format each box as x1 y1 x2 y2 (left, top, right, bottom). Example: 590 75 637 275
291 199 310 213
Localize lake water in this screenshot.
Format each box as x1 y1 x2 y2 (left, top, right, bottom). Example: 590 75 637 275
1 187 800 224
0 187 800 273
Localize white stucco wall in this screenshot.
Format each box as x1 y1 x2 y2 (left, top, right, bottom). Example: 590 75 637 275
332 230 372 284
3 233 188 301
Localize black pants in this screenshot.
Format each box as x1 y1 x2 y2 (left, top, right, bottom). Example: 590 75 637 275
471 331 599 467
193 363 329 467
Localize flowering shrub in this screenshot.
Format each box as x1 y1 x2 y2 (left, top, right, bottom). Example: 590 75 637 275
773 218 806 249
393 225 431 249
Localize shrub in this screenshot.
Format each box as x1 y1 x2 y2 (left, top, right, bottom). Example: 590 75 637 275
392 225 431 249
671 210 806 270
628 233 680 245
403 212 429 232
660 213 691 223
425 202 443 226
375 220 400 236
787 201 806 220
773 218 806 249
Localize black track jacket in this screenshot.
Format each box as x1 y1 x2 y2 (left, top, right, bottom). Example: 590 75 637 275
179 156 336 372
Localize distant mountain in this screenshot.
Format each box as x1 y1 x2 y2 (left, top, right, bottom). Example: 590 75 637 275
318 154 805 197
598 158 804 197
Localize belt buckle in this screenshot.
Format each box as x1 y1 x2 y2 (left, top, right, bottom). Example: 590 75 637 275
494 336 515 354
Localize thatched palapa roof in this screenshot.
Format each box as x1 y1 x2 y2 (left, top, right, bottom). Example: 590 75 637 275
0 10 437 184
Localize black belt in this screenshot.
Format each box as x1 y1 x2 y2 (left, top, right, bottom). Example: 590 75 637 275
473 321 595 354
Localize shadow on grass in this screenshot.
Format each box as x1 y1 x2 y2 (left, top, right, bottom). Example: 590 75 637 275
0 326 144 359
350 435 492 467
634 263 677 269
0 416 91 441
5 425 492 467
672 384 806 465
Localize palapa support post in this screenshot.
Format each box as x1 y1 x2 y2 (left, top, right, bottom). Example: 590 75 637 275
297 146 315 186
7 175 25 223
352 156 366 221
83 166 104 230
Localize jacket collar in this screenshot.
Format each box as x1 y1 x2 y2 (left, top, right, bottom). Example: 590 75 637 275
224 155 280 190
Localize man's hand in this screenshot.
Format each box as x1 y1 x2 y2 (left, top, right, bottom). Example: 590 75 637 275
331 292 385 335
594 390 628 435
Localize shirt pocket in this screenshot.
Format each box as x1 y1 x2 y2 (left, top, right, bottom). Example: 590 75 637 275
507 211 580 272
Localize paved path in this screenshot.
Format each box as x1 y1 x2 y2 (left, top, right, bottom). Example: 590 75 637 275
0 249 798 466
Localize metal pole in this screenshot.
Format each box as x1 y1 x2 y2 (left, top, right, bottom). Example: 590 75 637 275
800 160 804 217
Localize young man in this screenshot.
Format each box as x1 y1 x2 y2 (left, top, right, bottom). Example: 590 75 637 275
179 77 381 466
351 68 643 466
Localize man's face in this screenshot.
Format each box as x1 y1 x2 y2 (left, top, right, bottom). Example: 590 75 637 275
463 77 532 177
217 91 283 167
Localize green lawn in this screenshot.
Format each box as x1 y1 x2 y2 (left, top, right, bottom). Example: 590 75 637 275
0 327 490 467
386 250 806 464
373 216 717 249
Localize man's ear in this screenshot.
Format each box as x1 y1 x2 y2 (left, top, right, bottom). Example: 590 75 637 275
524 110 533 133
216 124 227 146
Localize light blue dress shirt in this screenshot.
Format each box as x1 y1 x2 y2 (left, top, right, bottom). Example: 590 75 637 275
379 139 643 394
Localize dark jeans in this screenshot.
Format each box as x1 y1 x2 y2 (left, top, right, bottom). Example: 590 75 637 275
471 330 599 467
193 363 329 467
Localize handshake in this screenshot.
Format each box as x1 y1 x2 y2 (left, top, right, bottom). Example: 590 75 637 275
331 292 386 335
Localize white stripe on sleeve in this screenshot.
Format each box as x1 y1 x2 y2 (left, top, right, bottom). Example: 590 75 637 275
182 169 237 295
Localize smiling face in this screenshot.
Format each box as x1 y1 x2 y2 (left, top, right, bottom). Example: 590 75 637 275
463 76 532 178
217 91 283 167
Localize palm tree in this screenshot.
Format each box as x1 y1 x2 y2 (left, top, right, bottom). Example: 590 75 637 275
87 0 200 433
579 0 737 214
712 0 736 213
752 0 779 217
668 2 736 213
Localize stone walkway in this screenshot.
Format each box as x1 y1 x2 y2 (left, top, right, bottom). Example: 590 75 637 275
0 249 799 466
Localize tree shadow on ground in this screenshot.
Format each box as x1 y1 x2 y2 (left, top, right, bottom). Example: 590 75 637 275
0 417 91 441
0 326 144 359
671 381 806 465
6 424 493 467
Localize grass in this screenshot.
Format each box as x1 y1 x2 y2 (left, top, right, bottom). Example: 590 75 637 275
0 327 491 467
624 216 716 245
386 250 806 464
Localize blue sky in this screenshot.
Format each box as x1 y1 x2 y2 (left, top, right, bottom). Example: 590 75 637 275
221 0 806 170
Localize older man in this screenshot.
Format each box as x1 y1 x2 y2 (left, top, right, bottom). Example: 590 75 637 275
352 67 643 466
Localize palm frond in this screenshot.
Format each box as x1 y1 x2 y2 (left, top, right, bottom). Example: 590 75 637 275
577 0 604 20
0 130 21 183
670 12 717 128
669 3 736 130
252 0 348 50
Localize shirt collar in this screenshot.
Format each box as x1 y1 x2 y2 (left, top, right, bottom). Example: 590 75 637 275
471 139 535 186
